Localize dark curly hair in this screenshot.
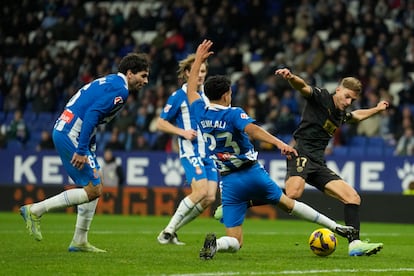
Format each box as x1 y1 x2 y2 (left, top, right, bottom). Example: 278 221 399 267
204 75 231 101
118 53 149 75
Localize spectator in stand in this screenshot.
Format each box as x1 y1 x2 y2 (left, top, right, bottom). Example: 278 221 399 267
7 109 30 145
112 108 136 135
394 127 414 156
398 76 414 105
357 93 382 137
132 133 151 151
274 104 297 135
32 81 56 113
102 149 125 187
105 128 125 151
36 130 55 151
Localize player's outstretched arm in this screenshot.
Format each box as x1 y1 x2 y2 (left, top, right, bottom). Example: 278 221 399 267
274 68 312 96
244 123 297 159
187 39 214 105
156 118 197 140
350 100 389 122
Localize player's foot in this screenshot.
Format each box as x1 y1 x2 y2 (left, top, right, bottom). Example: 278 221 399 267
348 240 383 256
68 241 107 253
213 205 222 220
170 232 185 245
157 231 185 245
335 225 358 240
199 233 217 260
20 204 42 241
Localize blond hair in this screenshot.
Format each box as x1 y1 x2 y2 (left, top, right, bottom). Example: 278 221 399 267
340 77 362 94
177 53 208 81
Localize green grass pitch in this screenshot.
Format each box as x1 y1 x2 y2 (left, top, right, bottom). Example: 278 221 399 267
1 212 413 275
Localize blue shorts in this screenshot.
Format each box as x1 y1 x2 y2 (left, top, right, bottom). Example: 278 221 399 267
221 162 283 228
181 156 218 184
52 129 101 186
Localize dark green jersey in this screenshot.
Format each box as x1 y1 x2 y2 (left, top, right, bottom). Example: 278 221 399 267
293 86 348 163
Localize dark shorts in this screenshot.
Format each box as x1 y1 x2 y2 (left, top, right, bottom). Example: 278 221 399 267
286 154 342 192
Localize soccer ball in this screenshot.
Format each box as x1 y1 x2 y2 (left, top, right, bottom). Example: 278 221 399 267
308 228 337 257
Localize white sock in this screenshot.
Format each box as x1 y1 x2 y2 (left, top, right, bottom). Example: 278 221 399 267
217 236 240 253
72 198 99 244
165 196 195 233
290 200 337 230
175 203 204 231
30 189 89 217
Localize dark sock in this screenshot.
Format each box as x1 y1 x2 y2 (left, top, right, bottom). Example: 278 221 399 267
344 204 360 242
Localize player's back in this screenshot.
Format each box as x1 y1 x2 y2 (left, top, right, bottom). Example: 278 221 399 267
195 103 258 172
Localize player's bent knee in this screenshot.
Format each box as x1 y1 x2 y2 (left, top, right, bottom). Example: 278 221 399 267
285 189 301 199
84 183 102 200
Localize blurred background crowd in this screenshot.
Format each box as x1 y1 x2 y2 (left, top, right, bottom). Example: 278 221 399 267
0 0 414 156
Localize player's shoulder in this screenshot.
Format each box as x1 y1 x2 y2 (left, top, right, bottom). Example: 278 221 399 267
169 87 187 100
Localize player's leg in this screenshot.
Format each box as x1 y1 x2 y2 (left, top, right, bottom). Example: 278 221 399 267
200 173 247 260
214 199 268 220
200 202 246 260
324 179 383 256
20 132 98 242
284 155 308 199
68 182 106 253
158 157 208 245
176 158 218 230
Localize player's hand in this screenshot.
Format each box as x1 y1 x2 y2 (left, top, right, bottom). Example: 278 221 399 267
279 143 298 159
274 68 293 79
71 153 88 170
182 129 197 141
196 39 214 62
377 100 389 111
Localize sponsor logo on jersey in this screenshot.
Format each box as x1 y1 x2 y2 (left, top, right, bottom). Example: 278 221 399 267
114 96 124 105
93 168 99 179
59 109 74 123
195 166 202 175
163 104 172 113
240 113 249 119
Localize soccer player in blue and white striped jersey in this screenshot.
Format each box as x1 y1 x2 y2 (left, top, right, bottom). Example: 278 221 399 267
157 54 218 245
20 53 149 252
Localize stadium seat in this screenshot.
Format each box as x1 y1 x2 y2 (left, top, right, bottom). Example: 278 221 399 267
365 146 384 156
6 140 25 150
349 136 368 147
348 146 365 156
383 146 395 156
332 146 348 156
367 137 385 147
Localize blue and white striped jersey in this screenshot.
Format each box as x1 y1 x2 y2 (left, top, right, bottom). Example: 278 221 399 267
160 84 209 158
54 73 129 155
190 99 258 174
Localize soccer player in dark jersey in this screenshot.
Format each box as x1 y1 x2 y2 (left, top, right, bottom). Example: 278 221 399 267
275 68 388 256
20 53 150 252
187 40 357 260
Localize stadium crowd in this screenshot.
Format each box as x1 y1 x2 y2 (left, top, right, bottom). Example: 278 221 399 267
0 0 414 156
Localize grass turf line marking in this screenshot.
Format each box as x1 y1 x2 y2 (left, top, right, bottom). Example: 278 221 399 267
169 268 414 276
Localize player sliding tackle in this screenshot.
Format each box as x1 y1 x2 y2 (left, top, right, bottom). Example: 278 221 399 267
186 39 358 260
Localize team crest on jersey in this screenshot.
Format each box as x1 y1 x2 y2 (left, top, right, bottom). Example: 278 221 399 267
163 104 172 113
195 166 202 175
240 113 249 119
114 96 124 105
93 168 99 179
